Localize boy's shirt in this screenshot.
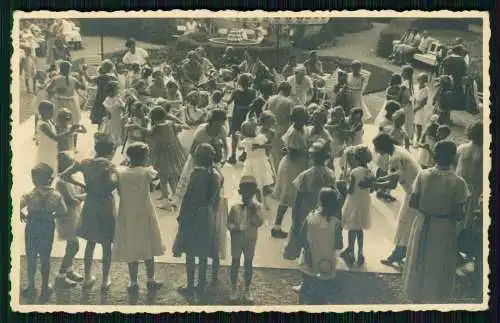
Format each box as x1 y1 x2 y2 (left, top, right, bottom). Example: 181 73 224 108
21 187 67 218
227 200 264 240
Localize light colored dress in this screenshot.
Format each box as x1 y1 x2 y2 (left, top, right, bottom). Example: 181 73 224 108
375 118 393 172
275 126 310 207
114 166 165 263
36 120 59 173
47 75 82 125
240 134 275 189
342 167 374 230
102 96 125 147
347 71 372 121
413 85 430 126
418 134 436 168
401 80 415 140
389 146 422 247
55 179 82 241
403 168 470 303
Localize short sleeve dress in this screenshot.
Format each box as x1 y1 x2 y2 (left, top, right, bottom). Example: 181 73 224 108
113 166 166 263
341 167 374 230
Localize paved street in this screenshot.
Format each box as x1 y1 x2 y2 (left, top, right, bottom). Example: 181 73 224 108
13 109 408 274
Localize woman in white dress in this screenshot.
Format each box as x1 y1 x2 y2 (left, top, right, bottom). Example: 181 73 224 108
413 73 431 146
346 61 372 121
400 65 415 142
46 61 86 150
36 100 79 173
372 133 422 267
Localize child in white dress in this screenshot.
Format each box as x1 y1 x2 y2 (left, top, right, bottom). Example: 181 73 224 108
417 114 439 168
101 81 125 147
341 145 375 267
114 142 165 298
412 73 430 146
239 119 275 207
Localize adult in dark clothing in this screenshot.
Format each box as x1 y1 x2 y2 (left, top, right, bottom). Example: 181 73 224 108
82 60 118 128
442 45 468 110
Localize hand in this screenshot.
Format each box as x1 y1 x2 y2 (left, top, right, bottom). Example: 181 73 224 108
70 124 80 132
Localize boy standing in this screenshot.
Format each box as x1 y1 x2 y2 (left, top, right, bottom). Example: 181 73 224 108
227 175 264 303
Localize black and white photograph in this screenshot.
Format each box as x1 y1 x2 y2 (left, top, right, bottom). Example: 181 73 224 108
10 10 490 312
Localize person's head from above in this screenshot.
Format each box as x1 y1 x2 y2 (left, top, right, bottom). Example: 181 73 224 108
125 38 136 53
126 142 150 167
238 73 252 89
38 100 55 120
314 77 326 89
186 50 196 61
162 64 172 76
209 90 222 104
230 64 241 79
225 46 234 55
384 100 402 120
131 101 147 119
142 66 153 79
134 79 148 95
389 73 403 87
278 81 292 97
351 60 362 75
311 108 328 130
331 105 346 122
354 144 373 167
429 114 439 125
291 105 308 128
57 152 75 174
343 145 358 169
372 133 397 156
195 46 206 57
401 65 414 80
348 107 363 123
259 110 276 129
307 102 320 115
123 89 138 105
56 108 72 127
436 124 451 141
433 140 457 169
152 70 164 84
337 69 348 85
131 62 141 74
115 62 126 74
58 60 72 77
207 108 227 130
451 45 466 57
309 51 318 61
467 120 483 146
99 59 116 75
239 175 258 205
240 119 258 138
105 80 119 97
455 37 464 45
319 186 342 216
309 139 330 166
94 135 116 159
391 109 406 128
294 65 307 81
165 80 179 94
31 163 55 188
149 106 167 125
260 79 275 98
198 90 210 108
417 72 429 86
194 143 216 168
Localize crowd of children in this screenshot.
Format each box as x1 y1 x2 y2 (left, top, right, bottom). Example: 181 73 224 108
20 45 484 305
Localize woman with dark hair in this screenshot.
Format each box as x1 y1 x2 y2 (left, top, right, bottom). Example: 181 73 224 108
173 143 223 301
46 60 86 149
172 109 228 208
371 133 422 267
81 59 118 128
403 141 469 303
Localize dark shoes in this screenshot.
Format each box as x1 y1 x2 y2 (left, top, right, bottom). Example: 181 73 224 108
271 228 288 239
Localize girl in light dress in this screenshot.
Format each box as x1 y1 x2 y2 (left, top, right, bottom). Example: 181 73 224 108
390 109 411 151
375 74 404 125
400 65 415 142
101 81 126 147
36 100 80 173
258 111 278 187
307 108 333 168
164 80 184 118
346 61 372 121
413 73 431 147
340 145 375 267
272 106 310 239
46 60 86 150
417 114 439 169
238 118 275 208
114 142 165 298
325 106 351 172
404 141 470 303
346 107 364 146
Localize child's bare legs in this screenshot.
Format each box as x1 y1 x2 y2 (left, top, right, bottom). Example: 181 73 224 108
57 239 82 285
356 230 365 266
414 124 423 145
197 256 208 291
340 230 356 266
25 78 32 93
144 258 162 288
101 242 112 291
127 261 139 287
211 257 220 286
272 204 289 238
178 254 196 297
39 239 54 302
244 257 253 291
230 256 240 299
25 249 37 292
228 133 239 163
83 241 111 291
83 241 96 287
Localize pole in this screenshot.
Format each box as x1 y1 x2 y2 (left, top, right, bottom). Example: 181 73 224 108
100 22 104 61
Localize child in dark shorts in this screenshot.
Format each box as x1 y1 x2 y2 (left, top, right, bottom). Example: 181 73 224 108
227 175 264 303
20 163 68 303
